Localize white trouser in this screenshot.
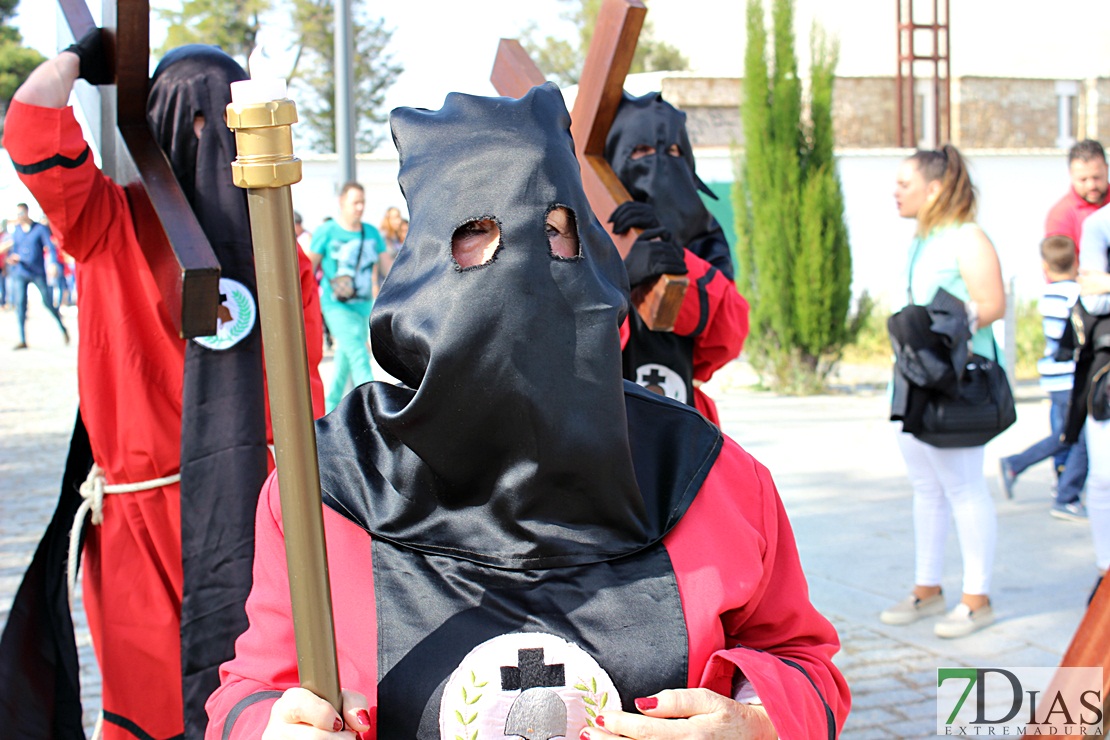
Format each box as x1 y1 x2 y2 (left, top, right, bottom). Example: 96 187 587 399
896 432 998 595
1084 418 1110 571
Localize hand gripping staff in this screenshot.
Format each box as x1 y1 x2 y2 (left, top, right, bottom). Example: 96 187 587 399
226 79 342 712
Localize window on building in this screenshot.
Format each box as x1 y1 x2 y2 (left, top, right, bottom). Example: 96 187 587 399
914 79 937 149
1056 80 1079 149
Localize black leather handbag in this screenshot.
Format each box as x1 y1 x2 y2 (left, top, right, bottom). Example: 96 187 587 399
914 348 1017 448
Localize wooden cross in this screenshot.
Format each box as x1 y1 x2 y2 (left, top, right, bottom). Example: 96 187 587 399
491 0 688 331
56 0 220 338
1051 577 1110 731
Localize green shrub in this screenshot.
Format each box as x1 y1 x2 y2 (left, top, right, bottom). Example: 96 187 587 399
1013 298 1043 381
841 301 892 366
839 297 1043 381
734 0 867 393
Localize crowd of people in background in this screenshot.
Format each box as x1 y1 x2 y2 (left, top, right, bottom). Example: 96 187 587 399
0 202 71 348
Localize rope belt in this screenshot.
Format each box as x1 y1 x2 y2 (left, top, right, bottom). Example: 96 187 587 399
67 463 181 606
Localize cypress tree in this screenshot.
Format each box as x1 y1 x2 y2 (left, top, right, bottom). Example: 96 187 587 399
735 0 864 392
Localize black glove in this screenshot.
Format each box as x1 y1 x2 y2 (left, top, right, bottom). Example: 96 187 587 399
608 201 661 235
623 227 688 287
64 28 112 86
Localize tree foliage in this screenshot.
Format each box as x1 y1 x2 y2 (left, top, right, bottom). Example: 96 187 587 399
0 0 46 130
286 0 401 153
157 0 267 61
156 0 401 153
521 0 689 87
733 0 865 393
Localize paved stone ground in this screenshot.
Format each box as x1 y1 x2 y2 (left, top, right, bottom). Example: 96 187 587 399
0 298 102 732
0 296 1100 738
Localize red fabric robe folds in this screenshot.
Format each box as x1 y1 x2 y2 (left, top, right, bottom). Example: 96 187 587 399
4 99 325 740
207 435 849 740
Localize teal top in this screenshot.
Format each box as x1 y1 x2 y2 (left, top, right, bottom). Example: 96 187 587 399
902 222 1000 361
310 220 386 315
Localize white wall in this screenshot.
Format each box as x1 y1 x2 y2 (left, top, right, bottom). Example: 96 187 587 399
290 154 407 236
0 144 1073 307
691 147 1067 306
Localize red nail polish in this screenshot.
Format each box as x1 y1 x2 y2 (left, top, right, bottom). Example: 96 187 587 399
333 717 343 732
595 714 605 727
579 730 591 740
635 696 658 711
356 709 372 727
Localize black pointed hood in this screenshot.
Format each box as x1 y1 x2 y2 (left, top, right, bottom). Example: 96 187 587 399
318 83 687 568
147 45 250 253
147 46 268 738
604 91 718 251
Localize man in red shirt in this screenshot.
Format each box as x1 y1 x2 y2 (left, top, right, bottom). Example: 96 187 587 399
1046 139 1109 246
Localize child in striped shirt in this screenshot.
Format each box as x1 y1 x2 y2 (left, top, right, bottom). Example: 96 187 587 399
999 235 1088 520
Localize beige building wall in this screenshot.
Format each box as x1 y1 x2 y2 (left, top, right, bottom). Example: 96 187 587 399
655 74 1110 151
830 78 898 149
955 78 1059 149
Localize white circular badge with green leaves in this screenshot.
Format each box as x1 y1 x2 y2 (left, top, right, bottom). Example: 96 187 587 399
439 632 621 740
193 278 257 351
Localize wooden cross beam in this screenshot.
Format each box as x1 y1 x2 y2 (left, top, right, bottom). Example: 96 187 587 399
491 0 688 331
57 0 220 339
1052 577 1110 732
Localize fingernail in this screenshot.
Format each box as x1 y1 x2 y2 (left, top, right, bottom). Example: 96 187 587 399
356 709 372 727
595 714 605 727
579 730 591 740
333 717 343 732
635 696 658 711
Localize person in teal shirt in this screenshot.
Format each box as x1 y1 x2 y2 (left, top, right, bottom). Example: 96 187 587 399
882 144 1006 639
310 182 388 411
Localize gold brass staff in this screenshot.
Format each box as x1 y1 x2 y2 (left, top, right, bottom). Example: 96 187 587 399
226 79 341 711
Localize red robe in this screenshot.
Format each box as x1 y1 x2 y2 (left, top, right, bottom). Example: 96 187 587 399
206 434 849 740
3 99 325 740
620 249 749 425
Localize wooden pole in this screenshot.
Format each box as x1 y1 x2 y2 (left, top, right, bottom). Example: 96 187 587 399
227 83 341 711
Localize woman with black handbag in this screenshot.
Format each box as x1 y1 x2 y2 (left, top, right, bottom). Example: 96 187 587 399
882 145 1007 638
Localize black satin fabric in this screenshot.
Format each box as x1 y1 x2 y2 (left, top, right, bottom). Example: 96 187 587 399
148 46 269 740
318 83 722 568
148 45 251 242
604 92 734 279
0 410 92 740
373 536 688 738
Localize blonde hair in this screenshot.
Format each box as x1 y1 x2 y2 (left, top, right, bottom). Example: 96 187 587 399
380 207 405 242
909 144 977 236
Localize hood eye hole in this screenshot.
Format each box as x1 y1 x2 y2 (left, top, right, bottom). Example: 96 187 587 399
545 207 580 259
451 218 500 269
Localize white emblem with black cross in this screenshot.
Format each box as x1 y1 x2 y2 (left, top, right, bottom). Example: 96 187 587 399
438 632 621 740
634 363 686 404
192 278 257 351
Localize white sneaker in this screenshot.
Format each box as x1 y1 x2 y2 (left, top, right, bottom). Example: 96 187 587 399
934 602 995 639
879 593 946 625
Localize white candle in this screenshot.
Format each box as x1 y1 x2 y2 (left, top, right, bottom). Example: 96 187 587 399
230 78 288 105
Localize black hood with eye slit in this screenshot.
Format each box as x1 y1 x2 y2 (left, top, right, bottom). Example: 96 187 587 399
146 45 268 740
147 44 251 262
605 91 731 271
317 83 721 569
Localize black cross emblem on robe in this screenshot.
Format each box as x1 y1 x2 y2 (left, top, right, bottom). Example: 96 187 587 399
501 648 565 691
642 368 667 387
